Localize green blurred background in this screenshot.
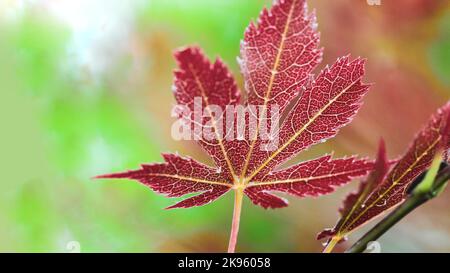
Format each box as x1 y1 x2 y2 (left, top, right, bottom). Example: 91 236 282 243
0 0 449 252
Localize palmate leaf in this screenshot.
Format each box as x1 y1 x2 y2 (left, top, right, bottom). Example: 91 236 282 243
318 102 450 248
96 0 373 251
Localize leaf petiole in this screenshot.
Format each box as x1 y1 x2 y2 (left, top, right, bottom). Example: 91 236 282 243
227 188 244 253
322 236 341 253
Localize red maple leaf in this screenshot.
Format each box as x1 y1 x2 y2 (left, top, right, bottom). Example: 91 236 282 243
96 0 373 252
318 102 450 252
